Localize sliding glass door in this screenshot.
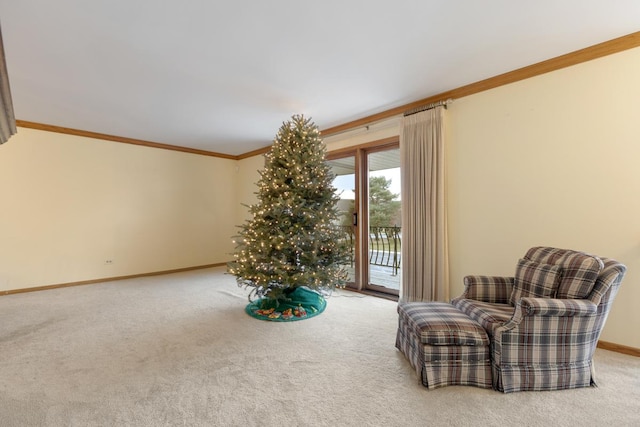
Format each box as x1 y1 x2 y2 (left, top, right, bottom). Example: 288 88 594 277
327 140 400 296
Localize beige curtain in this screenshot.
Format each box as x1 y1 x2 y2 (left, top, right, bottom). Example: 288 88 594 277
399 106 449 302
0 24 16 144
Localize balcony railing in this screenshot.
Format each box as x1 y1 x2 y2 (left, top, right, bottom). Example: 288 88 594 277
340 225 401 275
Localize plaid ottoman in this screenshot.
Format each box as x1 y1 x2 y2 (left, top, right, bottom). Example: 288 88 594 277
396 302 492 389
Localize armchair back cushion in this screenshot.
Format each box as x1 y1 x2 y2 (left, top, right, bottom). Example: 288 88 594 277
524 247 603 299
509 258 563 305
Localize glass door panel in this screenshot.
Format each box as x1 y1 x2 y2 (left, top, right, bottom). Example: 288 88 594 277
367 148 401 293
327 155 356 284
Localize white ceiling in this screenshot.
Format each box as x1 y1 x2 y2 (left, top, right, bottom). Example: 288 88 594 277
1 1 638 156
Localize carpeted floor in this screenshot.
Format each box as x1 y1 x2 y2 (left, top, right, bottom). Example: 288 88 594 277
1 266 639 426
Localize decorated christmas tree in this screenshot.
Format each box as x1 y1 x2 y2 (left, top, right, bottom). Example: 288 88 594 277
228 115 350 321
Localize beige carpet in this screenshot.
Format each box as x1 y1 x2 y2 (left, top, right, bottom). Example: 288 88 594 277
1 266 639 426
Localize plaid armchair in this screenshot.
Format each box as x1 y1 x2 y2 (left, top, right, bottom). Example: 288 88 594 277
451 247 626 393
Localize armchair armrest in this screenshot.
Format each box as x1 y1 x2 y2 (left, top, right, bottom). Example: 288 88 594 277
501 298 598 331
458 275 514 304
518 298 597 317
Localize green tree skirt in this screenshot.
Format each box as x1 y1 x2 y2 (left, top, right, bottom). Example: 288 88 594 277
245 287 327 322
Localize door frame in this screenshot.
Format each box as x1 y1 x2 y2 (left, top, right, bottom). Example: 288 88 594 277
327 137 399 295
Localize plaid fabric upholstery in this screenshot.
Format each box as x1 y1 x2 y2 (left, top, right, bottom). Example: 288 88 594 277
460 275 514 304
398 248 625 393
517 297 597 317
524 246 604 299
455 249 626 393
509 258 562 305
588 258 624 306
586 258 626 339
451 299 513 337
422 355 491 390
492 306 601 392
395 302 492 389
493 362 593 393
398 302 488 346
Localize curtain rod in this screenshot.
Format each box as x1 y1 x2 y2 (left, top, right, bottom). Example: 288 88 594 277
403 98 453 117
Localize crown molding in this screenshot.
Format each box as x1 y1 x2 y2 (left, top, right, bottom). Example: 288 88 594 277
15 31 640 160
15 120 240 160
321 31 640 137
236 145 271 159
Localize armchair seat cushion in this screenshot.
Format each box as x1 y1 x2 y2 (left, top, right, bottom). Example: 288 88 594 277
452 299 513 336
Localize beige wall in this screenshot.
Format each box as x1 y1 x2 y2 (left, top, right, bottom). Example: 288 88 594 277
0 128 238 291
236 154 264 222
1 46 638 348
323 47 640 348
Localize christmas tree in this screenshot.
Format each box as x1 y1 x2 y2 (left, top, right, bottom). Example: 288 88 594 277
228 115 350 320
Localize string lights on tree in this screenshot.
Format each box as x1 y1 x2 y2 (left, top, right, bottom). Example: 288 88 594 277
228 115 350 321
